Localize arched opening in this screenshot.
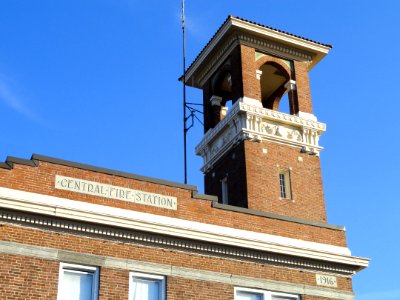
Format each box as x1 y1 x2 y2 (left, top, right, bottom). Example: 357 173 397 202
212 71 232 101
259 62 293 114
211 69 233 121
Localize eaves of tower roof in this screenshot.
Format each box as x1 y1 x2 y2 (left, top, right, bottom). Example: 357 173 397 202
182 16 332 88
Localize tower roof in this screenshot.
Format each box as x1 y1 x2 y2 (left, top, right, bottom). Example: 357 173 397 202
183 16 332 89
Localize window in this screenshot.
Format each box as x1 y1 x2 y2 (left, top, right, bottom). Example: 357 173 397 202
57 263 99 300
129 272 166 300
236 290 263 300
279 170 292 199
235 287 299 300
221 176 228 204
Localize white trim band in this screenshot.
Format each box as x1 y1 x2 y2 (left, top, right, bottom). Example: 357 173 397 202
0 186 368 269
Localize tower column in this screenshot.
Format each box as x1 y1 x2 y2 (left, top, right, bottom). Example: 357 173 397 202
240 45 262 102
293 61 314 115
230 46 244 103
202 80 213 133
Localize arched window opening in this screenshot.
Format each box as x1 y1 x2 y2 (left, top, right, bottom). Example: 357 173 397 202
212 72 232 100
259 63 293 114
211 69 233 122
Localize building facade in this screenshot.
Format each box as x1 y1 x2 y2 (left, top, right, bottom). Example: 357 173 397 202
0 16 367 300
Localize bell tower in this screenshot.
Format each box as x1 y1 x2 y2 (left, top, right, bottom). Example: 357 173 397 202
185 16 331 222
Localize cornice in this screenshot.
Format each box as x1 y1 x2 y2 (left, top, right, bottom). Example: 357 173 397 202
0 209 357 276
189 32 316 89
196 35 239 88
196 99 327 172
230 18 331 55
185 16 330 88
184 19 233 87
0 186 368 274
194 32 313 88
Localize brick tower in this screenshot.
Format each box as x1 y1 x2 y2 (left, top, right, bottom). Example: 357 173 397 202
186 16 330 222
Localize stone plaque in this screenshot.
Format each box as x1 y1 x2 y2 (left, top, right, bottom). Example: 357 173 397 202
55 175 177 210
316 274 337 288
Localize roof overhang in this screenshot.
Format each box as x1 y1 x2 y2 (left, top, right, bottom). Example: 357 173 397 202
183 16 332 89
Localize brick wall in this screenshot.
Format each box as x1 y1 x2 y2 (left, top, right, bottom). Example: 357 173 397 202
204 139 327 222
0 223 354 298
240 45 261 101
0 159 343 246
245 140 327 222
205 142 248 208
293 60 313 114
167 277 232 300
0 254 58 300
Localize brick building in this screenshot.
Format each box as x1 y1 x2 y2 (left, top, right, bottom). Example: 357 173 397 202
0 16 368 300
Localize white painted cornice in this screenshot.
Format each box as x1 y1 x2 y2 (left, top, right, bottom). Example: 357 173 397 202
0 186 368 271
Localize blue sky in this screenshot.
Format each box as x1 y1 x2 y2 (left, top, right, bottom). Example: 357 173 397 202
0 1 399 298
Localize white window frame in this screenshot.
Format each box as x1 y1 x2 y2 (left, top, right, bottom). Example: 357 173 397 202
221 176 229 204
129 272 166 300
234 287 299 300
57 262 99 300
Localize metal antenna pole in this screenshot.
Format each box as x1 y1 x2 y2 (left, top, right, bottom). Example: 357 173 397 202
182 0 188 184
